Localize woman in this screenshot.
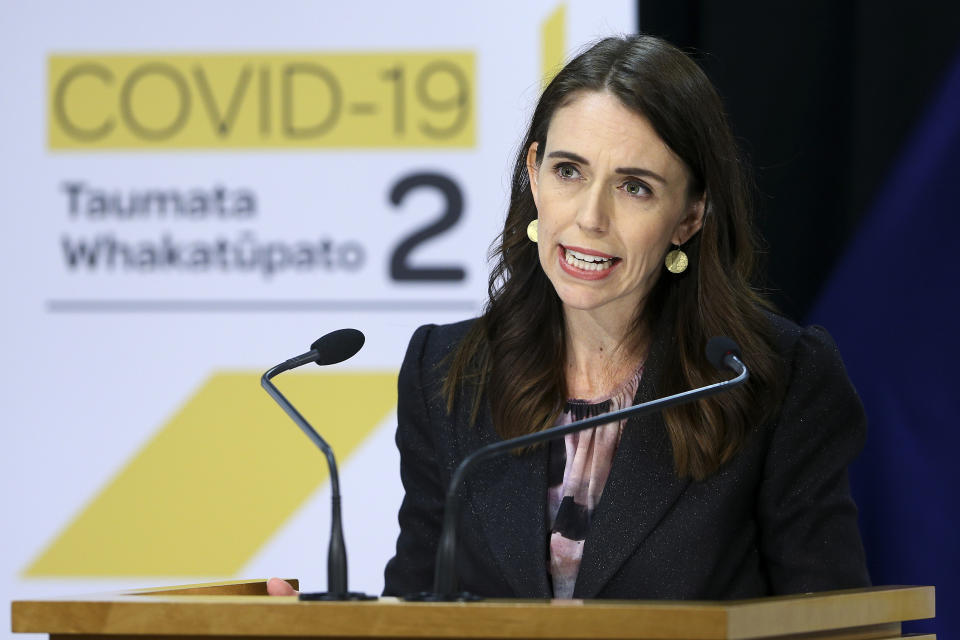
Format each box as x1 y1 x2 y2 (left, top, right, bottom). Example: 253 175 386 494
379 34 870 600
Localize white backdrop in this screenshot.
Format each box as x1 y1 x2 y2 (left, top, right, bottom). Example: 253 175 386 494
1 1 633 635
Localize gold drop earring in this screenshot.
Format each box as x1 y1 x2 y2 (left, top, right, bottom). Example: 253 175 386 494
526 219 539 243
665 244 688 274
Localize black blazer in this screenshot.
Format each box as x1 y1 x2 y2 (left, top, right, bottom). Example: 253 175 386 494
383 314 870 599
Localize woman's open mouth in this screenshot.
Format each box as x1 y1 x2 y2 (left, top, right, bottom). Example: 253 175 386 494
558 245 621 279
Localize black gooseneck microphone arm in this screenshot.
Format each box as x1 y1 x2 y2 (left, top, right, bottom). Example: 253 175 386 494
422 338 749 601
261 328 374 601
262 358 348 597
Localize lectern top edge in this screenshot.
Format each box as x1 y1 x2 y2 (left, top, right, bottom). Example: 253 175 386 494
11 581 936 640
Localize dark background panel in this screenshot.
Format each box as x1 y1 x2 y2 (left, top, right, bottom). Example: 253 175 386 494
637 2 960 637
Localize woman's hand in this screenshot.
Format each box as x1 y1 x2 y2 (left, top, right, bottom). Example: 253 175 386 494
266 577 299 596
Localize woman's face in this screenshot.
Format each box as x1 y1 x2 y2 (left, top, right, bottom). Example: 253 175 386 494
527 91 704 321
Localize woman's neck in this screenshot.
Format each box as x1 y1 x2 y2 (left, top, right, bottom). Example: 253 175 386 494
563 307 649 400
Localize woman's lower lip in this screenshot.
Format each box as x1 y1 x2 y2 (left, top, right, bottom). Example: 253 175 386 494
557 246 619 280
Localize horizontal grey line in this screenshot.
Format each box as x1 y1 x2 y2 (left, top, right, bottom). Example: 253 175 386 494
46 299 478 313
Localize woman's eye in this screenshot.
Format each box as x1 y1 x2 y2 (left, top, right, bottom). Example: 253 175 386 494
623 180 650 196
556 164 579 179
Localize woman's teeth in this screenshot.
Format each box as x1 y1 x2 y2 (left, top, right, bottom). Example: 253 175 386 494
565 248 615 271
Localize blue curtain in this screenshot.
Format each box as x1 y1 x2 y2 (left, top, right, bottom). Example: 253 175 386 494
807 50 960 637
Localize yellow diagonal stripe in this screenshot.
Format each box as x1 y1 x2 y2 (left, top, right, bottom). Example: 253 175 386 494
541 5 567 88
24 371 396 576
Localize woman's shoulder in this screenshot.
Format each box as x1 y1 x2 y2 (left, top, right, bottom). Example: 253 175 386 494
400 318 482 397
761 309 847 369
397 318 482 443
404 317 479 366
758 310 863 426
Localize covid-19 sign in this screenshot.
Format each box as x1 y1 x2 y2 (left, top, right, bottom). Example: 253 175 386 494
1 2 633 637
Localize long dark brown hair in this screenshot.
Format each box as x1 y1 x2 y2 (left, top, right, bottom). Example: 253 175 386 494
444 35 782 481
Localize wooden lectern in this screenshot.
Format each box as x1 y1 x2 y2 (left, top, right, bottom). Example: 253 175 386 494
12 580 935 640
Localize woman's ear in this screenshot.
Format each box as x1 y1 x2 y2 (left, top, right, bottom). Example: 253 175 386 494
673 193 706 245
526 142 540 207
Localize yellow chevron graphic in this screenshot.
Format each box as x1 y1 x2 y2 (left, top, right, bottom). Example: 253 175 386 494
24 371 396 576
541 4 566 88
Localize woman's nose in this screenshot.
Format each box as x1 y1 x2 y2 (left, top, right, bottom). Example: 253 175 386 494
575 184 610 234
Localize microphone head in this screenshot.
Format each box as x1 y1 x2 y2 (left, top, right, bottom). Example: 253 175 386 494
310 328 365 366
705 336 741 372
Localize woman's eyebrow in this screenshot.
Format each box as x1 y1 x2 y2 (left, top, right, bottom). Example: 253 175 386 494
547 150 590 164
546 150 667 184
616 167 667 184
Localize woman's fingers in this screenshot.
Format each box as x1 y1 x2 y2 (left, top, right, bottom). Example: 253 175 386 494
266 577 299 596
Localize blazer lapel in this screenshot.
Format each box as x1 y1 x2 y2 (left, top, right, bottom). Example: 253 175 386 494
460 405 552 598
572 319 691 599
573 411 689 598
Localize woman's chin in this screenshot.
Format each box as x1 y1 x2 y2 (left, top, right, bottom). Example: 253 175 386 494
558 292 621 315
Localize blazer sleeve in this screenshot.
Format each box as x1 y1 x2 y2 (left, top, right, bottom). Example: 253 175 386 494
758 325 871 593
382 324 445 597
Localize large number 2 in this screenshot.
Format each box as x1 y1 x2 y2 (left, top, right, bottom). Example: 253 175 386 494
388 172 466 282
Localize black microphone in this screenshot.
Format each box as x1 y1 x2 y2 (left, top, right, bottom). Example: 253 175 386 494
412 336 750 601
706 336 746 376
261 328 374 601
